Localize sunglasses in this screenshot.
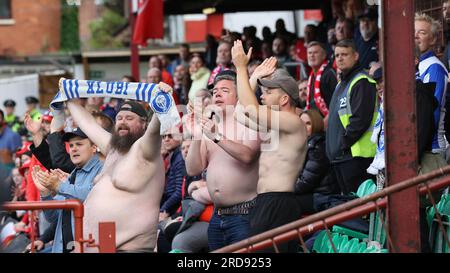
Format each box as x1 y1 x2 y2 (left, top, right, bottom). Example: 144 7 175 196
162 134 173 139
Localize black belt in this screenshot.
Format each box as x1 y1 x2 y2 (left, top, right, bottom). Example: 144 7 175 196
217 199 256 215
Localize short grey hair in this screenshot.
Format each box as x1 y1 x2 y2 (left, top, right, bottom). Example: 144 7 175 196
415 13 440 39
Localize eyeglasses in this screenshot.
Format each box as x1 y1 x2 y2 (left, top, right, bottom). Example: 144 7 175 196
162 134 173 139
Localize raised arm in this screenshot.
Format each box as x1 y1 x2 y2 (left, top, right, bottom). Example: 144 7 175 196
232 40 302 134
249 57 277 92
184 112 208 176
66 100 111 154
137 114 162 161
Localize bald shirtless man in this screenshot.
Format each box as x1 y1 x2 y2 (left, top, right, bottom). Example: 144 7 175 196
231 40 307 252
66 84 172 253
185 69 260 251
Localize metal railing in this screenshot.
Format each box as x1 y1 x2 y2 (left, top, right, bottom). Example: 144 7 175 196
214 165 450 253
2 200 85 253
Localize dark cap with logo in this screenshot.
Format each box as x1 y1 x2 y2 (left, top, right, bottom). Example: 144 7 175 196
118 100 148 120
3 99 16 107
63 127 88 142
257 69 300 105
207 69 237 90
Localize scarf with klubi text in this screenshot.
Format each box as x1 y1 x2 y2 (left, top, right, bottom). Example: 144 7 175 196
306 60 329 117
50 78 181 134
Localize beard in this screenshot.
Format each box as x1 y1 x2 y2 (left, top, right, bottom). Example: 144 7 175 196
109 125 145 154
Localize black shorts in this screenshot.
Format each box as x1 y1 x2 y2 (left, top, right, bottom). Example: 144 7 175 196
249 192 302 252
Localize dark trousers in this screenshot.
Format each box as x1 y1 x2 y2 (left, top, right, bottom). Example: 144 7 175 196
332 157 375 195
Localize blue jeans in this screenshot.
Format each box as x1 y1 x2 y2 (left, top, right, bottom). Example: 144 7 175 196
207 211 251 251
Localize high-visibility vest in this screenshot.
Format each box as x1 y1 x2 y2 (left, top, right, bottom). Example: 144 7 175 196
336 72 378 158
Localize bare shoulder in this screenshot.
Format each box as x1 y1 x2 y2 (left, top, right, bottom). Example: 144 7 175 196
277 110 305 135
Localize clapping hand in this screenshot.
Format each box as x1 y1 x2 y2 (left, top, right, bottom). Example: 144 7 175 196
251 57 278 80
231 40 252 70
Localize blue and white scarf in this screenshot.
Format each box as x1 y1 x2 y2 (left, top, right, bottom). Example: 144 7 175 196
50 78 181 134
367 98 384 176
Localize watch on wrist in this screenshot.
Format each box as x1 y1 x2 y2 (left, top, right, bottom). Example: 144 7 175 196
213 133 222 143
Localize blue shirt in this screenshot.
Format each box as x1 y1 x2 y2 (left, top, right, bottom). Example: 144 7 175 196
416 51 449 153
160 147 185 215
41 154 103 253
354 29 379 70
0 126 22 154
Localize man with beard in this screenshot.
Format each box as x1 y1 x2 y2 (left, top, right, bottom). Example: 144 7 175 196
66 91 169 252
354 7 379 70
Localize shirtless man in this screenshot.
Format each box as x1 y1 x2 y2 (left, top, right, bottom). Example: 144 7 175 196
185 69 260 251
231 40 307 252
66 84 172 253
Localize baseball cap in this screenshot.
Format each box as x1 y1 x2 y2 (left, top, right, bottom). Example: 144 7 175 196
3 99 16 107
207 69 236 90
62 127 88 142
118 100 148 120
358 7 378 21
25 96 39 104
372 67 382 82
257 69 300 105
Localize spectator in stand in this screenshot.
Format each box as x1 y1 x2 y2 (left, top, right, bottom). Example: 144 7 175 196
149 56 174 87
354 7 379 70
0 109 22 170
25 96 41 122
326 26 338 58
243 25 262 60
185 70 260 251
261 41 273 60
273 18 297 44
298 79 309 110
66 93 170 253
3 99 21 133
147 67 162 84
32 127 103 253
442 1 450 153
232 42 307 252
171 175 213 253
295 109 338 215
159 54 172 74
415 13 448 158
86 97 104 113
342 0 364 21
207 40 233 86
169 43 191 75
262 26 273 44
173 64 191 105
188 54 211 104
306 41 338 127
272 37 296 76
304 24 318 47
205 35 219 71
159 125 185 221
335 17 354 43
326 39 377 195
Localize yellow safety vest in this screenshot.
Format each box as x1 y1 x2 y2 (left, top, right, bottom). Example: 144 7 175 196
337 73 378 158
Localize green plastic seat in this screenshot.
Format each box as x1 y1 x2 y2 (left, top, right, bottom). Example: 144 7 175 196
312 230 328 253
332 179 376 241
427 194 449 227
332 225 368 240
346 238 361 253
356 179 377 198
323 233 341 253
